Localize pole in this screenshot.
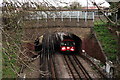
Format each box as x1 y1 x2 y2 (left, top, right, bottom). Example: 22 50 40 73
93 12 94 22
77 11 79 22
61 12 63 21
70 11 71 22
87 0 88 21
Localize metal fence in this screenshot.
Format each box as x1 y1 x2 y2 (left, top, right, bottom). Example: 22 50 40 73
25 11 95 22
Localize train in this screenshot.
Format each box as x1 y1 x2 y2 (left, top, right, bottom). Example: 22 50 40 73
60 39 75 52
34 32 82 54
59 33 82 54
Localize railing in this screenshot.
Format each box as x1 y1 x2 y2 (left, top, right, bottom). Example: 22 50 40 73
24 11 95 22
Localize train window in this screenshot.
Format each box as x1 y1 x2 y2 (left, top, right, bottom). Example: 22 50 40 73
61 42 66 45
61 41 75 46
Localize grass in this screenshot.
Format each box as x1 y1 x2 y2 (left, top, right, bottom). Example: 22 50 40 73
2 50 17 78
2 29 22 78
0 50 2 79
94 21 118 61
2 11 24 78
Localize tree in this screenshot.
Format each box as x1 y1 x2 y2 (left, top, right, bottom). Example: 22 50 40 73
107 1 120 22
69 1 82 9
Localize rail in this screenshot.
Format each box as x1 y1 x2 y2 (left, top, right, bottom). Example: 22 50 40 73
24 11 95 22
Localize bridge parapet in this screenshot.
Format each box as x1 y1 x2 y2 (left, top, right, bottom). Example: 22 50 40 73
24 11 94 28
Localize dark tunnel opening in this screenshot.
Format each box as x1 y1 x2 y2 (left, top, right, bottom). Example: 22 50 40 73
34 32 83 74
34 31 82 57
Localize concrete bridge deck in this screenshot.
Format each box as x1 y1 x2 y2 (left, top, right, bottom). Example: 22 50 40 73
24 19 94 28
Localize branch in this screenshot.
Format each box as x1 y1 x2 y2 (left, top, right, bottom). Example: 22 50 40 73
90 1 119 25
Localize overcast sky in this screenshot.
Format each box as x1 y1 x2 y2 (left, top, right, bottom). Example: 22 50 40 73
0 0 110 7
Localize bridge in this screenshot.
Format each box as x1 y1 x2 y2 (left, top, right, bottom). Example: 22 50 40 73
23 10 95 28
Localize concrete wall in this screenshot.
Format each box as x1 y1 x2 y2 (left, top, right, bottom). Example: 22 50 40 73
24 19 94 28
23 27 91 41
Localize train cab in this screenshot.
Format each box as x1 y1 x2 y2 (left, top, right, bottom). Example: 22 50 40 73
60 39 76 53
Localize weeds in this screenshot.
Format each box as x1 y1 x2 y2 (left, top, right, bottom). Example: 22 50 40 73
94 21 118 61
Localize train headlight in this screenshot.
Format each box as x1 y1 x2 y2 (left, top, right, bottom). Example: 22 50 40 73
67 47 70 50
70 47 75 51
61 46 66 51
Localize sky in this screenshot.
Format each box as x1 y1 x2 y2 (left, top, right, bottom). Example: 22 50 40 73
0 0 110 7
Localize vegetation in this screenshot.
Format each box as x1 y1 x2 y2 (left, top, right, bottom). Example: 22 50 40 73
2 3 23 77
2 1 43 78
94 21 118 61
108 2 120 24
2 29 22 78
1 0 119 78
2 52 17 78
69 1 82 9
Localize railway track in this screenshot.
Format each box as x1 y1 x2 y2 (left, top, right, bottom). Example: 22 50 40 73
64 55 92 79
39 53 100 79
38 32 105 79
73 55 92 79
40 32 57 78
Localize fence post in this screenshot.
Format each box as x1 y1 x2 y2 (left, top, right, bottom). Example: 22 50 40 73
46 13 47 22
69 11 71 22
77 11 79 22
85 11 87 22
116 13 118 23
93 12 95 22
53 13 56 21
61 12 63 21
